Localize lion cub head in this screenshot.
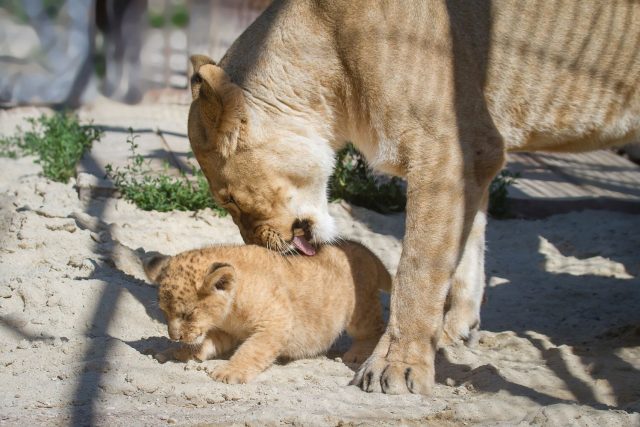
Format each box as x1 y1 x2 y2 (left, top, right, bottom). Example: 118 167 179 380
187 54 336 255
143 253 236 345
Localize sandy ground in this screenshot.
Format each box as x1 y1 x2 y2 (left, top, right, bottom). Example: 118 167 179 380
1 154 639 426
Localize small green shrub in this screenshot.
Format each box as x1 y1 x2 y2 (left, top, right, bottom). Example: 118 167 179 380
105 134 516 217
105 130 226 215
171 5 189 28
148 13 165 28
148 4 189 28
488 169 520 218
329 144 406 213
0 112 102 183
330 143 518 217
0 138 18 159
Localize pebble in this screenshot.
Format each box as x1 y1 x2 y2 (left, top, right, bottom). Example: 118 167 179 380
45 221 77 233
46 295 62 307
35 182 48 196
81 258 96 272
67 256 84 268
90 232 104 243
67 256 96 273
0 284 13 298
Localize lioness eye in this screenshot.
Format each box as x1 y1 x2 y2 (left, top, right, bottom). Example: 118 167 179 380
224 195 237 206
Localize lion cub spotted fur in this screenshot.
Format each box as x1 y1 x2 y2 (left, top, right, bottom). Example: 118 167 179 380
144 240 390 384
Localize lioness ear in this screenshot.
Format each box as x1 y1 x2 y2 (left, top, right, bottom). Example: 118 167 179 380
143 253 170 284
200 262 235 296
193 64 246 157
189 54 216 100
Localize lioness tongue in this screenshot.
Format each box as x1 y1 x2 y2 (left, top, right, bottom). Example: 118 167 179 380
292 235 316 256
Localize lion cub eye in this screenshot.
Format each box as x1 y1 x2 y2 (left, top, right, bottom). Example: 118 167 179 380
223 195 238 207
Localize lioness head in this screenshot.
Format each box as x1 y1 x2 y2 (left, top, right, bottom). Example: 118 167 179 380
187 55 336 255
144 254 236 345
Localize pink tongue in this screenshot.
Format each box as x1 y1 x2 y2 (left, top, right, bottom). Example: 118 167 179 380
292 235 316 256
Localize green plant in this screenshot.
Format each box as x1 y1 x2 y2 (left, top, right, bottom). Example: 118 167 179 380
329 143 518 217
0 112 102 182
0 137 19 159
488 169 520 218
148 3 188 29
148 13 165 28
329 144 406 213
171 4 189 28
105 132 515 217
105 130 226 215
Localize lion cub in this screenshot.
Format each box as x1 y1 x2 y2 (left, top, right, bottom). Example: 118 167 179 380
144 240 391 384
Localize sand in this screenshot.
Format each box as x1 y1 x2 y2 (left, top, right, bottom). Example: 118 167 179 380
0 154 639 426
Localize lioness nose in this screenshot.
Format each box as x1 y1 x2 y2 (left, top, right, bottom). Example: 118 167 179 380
168 329 182 341
292 219 312 238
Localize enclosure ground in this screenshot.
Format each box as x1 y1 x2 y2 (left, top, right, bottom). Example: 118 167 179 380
1 100 639 426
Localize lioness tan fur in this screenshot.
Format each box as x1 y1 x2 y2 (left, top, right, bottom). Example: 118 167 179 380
144 241 390 384
187 0 640 394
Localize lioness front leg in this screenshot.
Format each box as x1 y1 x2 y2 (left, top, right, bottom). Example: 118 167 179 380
442 195 488 346
351 136 502 394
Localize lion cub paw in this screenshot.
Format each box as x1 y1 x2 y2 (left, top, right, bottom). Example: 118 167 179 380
209 364 255 384
154 346 210 364
154 347 193 363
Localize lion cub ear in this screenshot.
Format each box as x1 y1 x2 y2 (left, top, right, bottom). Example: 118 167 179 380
142 253 170 284
200 262 236 296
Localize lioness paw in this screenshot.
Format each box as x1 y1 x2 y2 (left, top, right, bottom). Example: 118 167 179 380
351 355 433 395
442 311 480 348
350 335 434 395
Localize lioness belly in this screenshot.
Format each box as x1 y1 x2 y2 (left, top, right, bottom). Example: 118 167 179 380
485 0 640 152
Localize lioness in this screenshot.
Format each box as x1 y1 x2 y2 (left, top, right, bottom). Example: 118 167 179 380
187 0 640 394
144 241 390 384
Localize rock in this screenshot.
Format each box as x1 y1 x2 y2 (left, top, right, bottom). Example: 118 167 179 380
76 173 118 202
0 284 13 298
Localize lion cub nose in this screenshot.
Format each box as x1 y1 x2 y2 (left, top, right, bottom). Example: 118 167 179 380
168 329 182 341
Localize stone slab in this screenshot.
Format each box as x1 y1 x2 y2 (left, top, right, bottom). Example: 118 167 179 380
506 150 640 218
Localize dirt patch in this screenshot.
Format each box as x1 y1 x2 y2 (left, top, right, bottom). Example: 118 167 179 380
0 156 638 426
